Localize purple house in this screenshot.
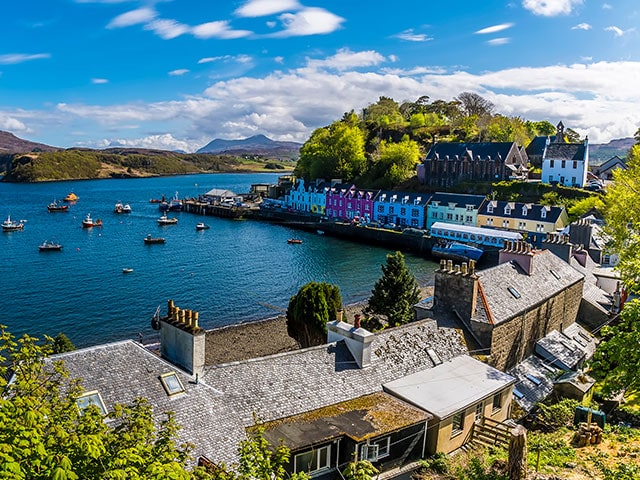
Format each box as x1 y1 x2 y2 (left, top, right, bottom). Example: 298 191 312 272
325 183 378 222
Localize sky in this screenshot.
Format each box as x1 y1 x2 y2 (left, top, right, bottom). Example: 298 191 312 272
1 0 639 152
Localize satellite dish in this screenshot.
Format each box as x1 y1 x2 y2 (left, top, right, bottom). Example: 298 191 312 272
609 253 620 266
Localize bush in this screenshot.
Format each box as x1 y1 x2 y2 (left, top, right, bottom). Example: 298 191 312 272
534 399 580 431
420 452 449 474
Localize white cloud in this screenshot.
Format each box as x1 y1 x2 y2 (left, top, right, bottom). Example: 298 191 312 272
197 55 253 65
475 23 514 35
272 7 345 37
0 53 50 65
0 115 28 132
169 69 190 76
522 0 583 17
572 23 592 30
144 19 190 39
235 0 301 17
107 7 156 28
487 37 511 45
305 49 386 71
97 133 194 152
198 57 217 64
602 3 612 9
274 56 284 64
605 25 635 37
91 78 108 84
192 21 252 39
393 29 432 42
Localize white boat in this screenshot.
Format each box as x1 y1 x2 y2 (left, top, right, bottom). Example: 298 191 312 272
122 267 134 273
82 213 102 228
114 202 132 214
2 215 25 232
121 204 132 213
38 240 62 251
157 214 178 225
195 222 210 231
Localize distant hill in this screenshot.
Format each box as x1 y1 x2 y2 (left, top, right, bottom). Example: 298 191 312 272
589 137 634 164
0 130 59 154
197 134 301 159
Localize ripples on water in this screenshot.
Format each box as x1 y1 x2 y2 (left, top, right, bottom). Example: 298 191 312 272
0 173 438 347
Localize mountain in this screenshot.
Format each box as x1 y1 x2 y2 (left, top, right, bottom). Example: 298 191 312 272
197 134 301 159
0 130 60 153
589 137 634 164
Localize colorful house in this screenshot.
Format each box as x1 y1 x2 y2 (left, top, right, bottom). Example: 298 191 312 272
325 183 378 221
284 179 329 215
374 191 431 229
426 193 486 230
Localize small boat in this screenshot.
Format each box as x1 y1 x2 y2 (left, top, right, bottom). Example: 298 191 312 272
114 202 132 214
144 234 166 244
287 238 303 244
2 215 25 232
47 200 69 212
195 222 210 231
38 240 62 252
82 213 102 228
121 204 132 213
157 214 178 225
317 230 325 235
431 241 483 262
63 192 79 202
122 267 134 273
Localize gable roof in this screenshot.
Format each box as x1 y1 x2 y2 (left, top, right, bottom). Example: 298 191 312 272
476 249 584 325
383 355 515 419
480 200 565 223
376 191 431 206
596 155 627 172
535 330 588 370
425 142 524 164
526 136 556 157
544 142 587 161
427 192 486 208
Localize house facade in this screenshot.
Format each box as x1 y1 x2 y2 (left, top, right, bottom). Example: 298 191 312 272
284 179 328 215
426 193 486 230
418 141 528 188
374 191 430 229
593 155 627 181
325 183 378 221
541 122 589 188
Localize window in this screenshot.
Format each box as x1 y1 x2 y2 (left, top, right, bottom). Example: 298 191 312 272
475 403 484 422
504 206 511 215
550 160 554 168
548 175 553 183
412 209 419 217
492 393 503 411
487 218 493 226
451 412 464 436
76 391 107 415
507 286 521 299
400 207 406 216
376 205 384 213
487 204 494 213
360 437 390 462
389 206 394 214
502 220 509 228
573 161 578 169
446 213 453 220
540 208 547 219
522 206 528 216
571 176 576 185
160 372 186 396
518 222 526 230
466 216 472 223
294 445 331 474
561 160 566 168
432 212 438 218
513 389 524 399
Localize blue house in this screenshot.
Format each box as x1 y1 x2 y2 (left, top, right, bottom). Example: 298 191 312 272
374 191 431 229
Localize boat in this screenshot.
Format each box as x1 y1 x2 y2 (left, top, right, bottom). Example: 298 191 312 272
122 267 134 273
114 202 132 214
287 238 303 244
431 241 483 262
38 240 62 252
144 234 166 244
63 192 79 202
82 213 102 228
317 230 325 235
157 214 178 225
168 191 183 211
2 215 25 232
47 200 69 212
195 222 210 231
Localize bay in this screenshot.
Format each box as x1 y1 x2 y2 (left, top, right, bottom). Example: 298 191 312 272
0 173 438 348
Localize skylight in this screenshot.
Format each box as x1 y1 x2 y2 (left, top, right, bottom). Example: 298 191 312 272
427 348 442 365
550 269 561 280
513 389 524 399
526 374 542 386
160 372 186 396
507 286 521 299
77 391 107 415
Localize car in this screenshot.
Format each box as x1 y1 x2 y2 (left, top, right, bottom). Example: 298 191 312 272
585 184 603 192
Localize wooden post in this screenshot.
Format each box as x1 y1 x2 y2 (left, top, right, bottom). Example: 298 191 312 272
508 425 527 480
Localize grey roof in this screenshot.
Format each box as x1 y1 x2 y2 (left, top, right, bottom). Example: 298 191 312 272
476 249 584 325
535 329 588 370
562 322 598 360
596 155 626 172
479 200 565 224
383 355 515 419
554 370 596 393
427 192 486 208
507 355 560 412
376 190 431 206
544 142 587 161
526 136 556 157
426 142 524 163
569 256 612 315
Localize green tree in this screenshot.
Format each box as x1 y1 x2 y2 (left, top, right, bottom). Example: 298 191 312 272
366 251 420 327
485 115 530 145
342 460 378 480
362 96 405 130
525 120 556 137
376 135 421 186
52 332 75 353
286 282 342 348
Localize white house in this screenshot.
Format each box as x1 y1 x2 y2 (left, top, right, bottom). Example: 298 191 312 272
541 122 589 188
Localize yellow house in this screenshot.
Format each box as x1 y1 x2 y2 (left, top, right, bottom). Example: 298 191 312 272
477 200 568 240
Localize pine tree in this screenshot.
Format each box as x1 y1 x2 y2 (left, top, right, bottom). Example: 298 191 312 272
366 251 420 327
286 282 342 348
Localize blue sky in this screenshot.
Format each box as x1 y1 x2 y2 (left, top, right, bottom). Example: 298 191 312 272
1 0 639 151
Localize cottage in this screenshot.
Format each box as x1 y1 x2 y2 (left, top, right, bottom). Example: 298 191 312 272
325 183 379 222
426 193 486 229
593 155 626 181
541 122 589 188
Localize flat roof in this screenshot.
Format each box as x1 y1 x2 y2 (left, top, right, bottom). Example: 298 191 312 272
383 355 515 419
430 222 523 241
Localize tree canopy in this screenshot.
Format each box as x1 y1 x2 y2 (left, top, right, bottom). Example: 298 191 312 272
286 282 342 348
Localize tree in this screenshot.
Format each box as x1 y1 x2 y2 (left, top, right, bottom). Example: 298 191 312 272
454 92 494 118
52 332 75 353
375 135 421 186
286 282 342 348
362 96 405 129
366 251 420 327
525 120 556 137
485 115 530 145
342 460 378 480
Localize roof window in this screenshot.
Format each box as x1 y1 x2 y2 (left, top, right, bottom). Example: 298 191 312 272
513 389 524 399
550 269 561 280
76 391 107 415
427 349 442 365
160 372 186 396
526 374 542 386
508 286 521 299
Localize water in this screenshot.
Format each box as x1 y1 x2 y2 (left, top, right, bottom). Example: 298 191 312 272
0 173 438 348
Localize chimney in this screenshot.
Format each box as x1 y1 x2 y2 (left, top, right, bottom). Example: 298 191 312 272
434 260 479 320
354 314 361 329
160 300 206 376
498 240 535 275
327 320 374 368
336 309 344 322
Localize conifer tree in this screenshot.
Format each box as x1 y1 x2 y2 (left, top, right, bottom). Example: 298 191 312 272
286 282 342 348
366 251 420 327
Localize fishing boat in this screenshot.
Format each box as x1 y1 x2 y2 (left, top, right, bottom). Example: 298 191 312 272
157 214 178 225
38 240 62 252
63 192 79 202
195 222 210 231
144 234 165 244
122 267 134 273
2 215 25 232
168 191 183 211
114 202 132 214
82 213 102 228
47 200 69 212
287 238 303 244
431 241 483 263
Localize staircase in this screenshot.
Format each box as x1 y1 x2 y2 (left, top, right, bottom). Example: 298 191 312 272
471 417 512 448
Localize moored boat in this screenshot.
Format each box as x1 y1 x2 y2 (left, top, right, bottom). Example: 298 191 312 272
144 234 166 244
122 267 134 273
82 213 102 228
168 191 183 211
157 214 178 225
63 192 79 202
195 222 210 231
114 202 132 214
431 241 483 263
2 215 25 232
287 238 303 244
38 240 63 251
47 200 69 212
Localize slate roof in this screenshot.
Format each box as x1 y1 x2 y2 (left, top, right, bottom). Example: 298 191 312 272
427 192 486 209
383 355 516 419
376 191 431 206
508 355 560 412
479 200 565 224
476 249 585 325
425 142 523 163
569 256 612 316
596 155 626 172
535 329 588 370
554 370 596 394
544 142 587 161
525 136 556 157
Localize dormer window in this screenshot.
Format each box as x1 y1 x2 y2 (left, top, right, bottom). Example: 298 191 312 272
504 205 511 215
487 204 494 214
522 206 528 216
541 207 547 219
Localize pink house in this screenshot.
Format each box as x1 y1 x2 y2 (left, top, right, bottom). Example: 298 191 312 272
325 183 378 222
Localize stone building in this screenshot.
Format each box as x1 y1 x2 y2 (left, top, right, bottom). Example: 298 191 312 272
433 242 584 371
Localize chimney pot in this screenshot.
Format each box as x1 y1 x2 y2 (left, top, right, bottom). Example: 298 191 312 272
454 264 460 274
469 260 476 275
354 314 361 329
461 262 468 275
440 259 447 271
336 309 344 322
447 259 453 271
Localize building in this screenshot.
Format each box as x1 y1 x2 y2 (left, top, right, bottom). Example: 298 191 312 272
426 193 486 230
433 242 585 371
477 200 569 244
284 178 329 215
374 191 430 229
325 183 378 221
541 122 589 188
593 155 626 181
525 135 557 168
418 142 528 189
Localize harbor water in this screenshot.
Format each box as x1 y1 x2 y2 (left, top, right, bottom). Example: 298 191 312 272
0 173 438 347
